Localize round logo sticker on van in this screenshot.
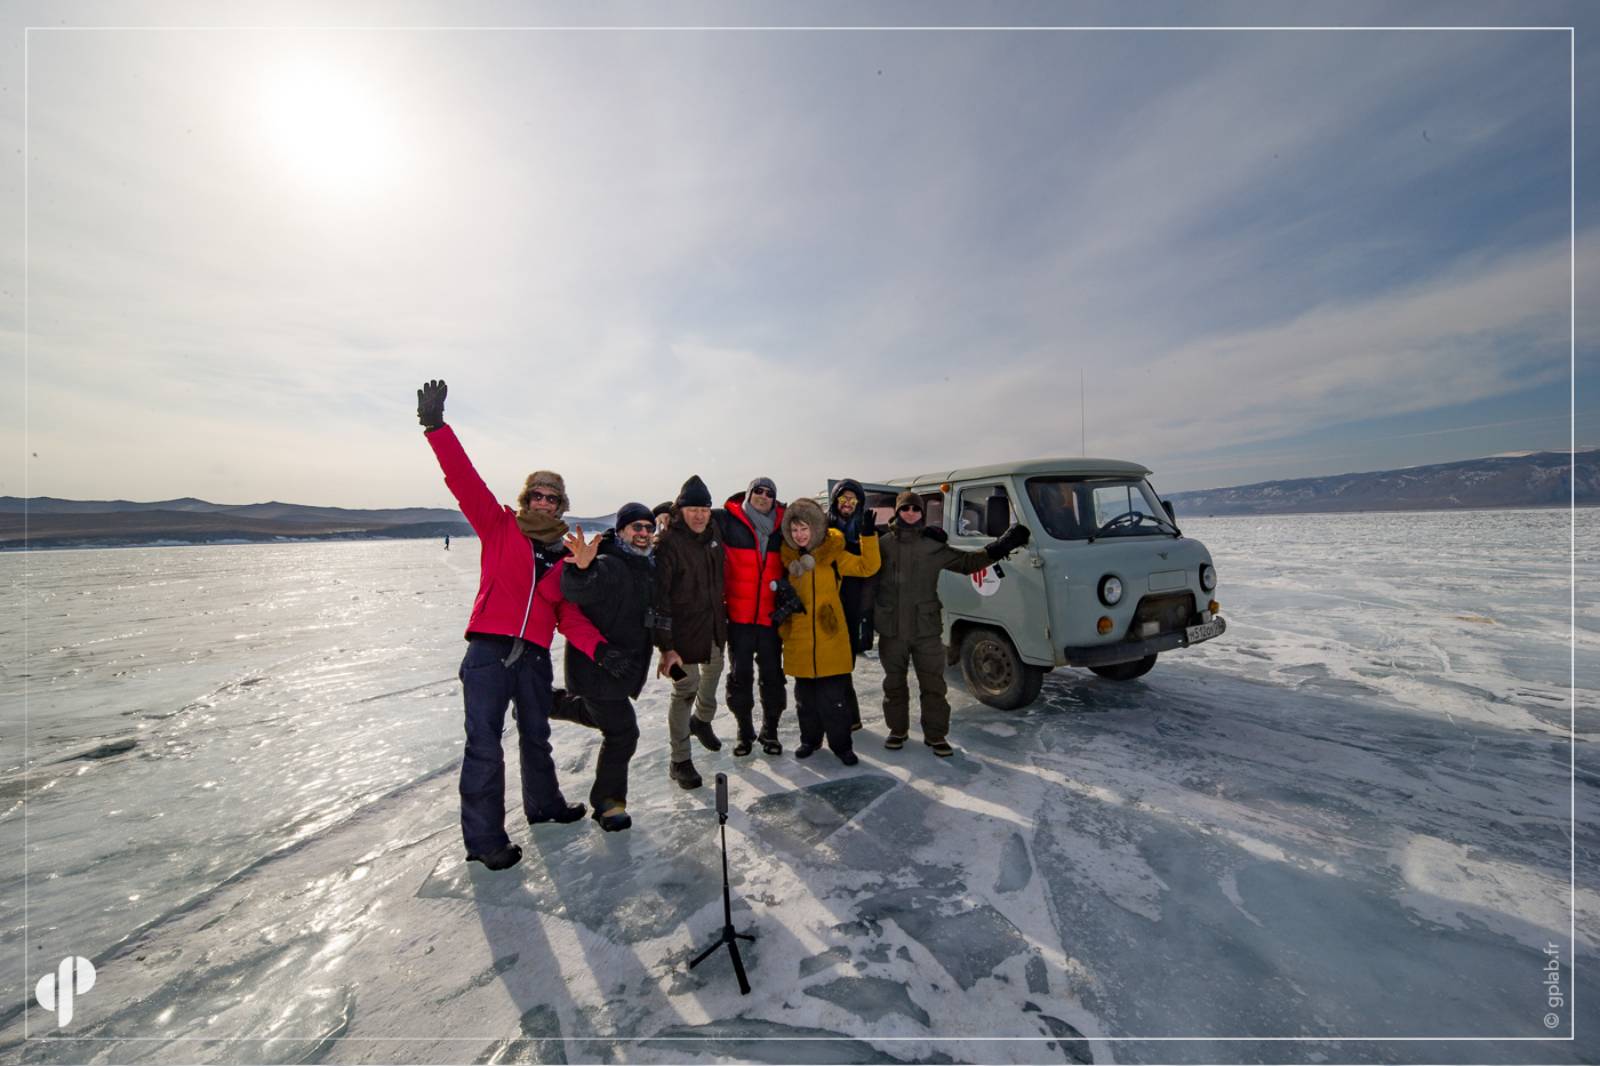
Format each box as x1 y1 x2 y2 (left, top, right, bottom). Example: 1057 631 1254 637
971 566 1002 597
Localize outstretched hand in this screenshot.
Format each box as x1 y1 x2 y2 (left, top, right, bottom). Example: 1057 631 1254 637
417 379 447 431
563 526 600 569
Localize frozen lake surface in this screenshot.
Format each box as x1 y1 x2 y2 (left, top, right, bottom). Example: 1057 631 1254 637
1 510 1595 1063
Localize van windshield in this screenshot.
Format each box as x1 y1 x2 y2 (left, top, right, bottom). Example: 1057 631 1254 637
1026 477 1176 540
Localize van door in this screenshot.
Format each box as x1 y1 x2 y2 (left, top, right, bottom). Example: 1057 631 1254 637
941 478 1054 667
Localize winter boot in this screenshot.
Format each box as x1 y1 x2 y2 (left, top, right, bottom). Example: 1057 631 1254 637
758 717 783 755
838 750 860 767
670 759 703 790
688 716 722 752
592 803 632 832
884 733 907 750
924 738 955 758
794 743 816 759
529 802 587 825
466 843 523 871
732 709 756 757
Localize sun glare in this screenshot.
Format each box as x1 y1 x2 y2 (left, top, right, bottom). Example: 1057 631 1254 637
258 59 395 192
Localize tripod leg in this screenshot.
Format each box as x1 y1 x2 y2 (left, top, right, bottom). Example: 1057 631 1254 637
689 940 721 969
727 941 752 996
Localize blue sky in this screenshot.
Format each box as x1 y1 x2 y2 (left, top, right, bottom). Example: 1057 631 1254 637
0 2 1594 513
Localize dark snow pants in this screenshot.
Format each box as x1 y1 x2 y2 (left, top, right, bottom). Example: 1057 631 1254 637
457 636 569 855
725 622 785 741
550 691 640 812
794 674 855 755
879 634 951 743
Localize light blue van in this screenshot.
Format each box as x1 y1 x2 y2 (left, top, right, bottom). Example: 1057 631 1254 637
835 458 1225 709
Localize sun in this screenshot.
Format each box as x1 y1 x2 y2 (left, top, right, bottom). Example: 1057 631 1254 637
257 58 395 192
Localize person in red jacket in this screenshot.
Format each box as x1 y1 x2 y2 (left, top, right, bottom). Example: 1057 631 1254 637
417 379 614 872
712 477 788 756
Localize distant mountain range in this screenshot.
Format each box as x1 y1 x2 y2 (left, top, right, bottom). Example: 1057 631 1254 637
1165 449 1599 517
0 497 475 550
3 449 1593 548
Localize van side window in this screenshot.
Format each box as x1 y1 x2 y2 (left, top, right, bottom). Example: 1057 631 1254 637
864 491 897 527
1026 478 1086 540
955 483 1012 537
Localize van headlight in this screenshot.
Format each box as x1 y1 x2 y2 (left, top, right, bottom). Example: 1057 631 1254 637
1200 563 1216 591
1098 575 1123 606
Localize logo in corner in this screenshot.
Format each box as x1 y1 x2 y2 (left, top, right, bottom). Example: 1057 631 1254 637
36 956 95 1027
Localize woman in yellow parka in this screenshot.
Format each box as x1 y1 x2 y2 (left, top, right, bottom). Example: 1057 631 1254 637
775 497 880 764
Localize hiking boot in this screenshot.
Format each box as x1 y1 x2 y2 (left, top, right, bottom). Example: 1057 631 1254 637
670 759 703 790
794 743 816 759
884 733 907 750
838 750 860 767
529 802 587 825
592 804 632 832
758 729 783 756
466 843 522 871
924 738 955 757
733 735 754 757
689 716 722 752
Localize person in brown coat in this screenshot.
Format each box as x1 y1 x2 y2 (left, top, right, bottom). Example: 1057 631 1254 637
652 475 727 789
875 490 1029 756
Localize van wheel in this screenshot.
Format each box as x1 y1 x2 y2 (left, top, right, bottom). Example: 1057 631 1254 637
1089 654 1157 681
960 628 1046 710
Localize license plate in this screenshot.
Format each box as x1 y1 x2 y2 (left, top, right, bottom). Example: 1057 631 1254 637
1185 619 1223 644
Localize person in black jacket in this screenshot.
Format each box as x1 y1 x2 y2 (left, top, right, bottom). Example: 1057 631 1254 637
827 479 875 732
552 503 659 832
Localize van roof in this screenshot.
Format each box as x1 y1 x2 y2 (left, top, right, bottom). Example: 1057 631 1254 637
879 457 1153 488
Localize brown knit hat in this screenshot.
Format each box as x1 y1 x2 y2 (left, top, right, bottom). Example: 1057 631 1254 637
894 490 923 511
518 470 568 513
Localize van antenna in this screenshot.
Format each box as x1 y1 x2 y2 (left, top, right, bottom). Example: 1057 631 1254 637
1080 368 1086 455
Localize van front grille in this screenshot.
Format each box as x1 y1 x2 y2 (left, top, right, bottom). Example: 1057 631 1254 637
1128 592 1197 638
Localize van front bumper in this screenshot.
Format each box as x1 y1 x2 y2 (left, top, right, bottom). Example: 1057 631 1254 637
1062 616 1227 668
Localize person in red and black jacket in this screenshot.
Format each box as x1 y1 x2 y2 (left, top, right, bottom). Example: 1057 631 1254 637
712 476 789 756
417 379 623 872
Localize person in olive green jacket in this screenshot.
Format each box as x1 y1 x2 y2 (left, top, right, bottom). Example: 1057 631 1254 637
875 490 1030 756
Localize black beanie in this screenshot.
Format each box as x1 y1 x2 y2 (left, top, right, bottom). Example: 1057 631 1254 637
615 502 653 531
676 475 713 509
651 501 673 520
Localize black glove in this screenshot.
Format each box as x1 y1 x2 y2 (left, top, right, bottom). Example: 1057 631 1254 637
417 379 447 431
986 523 1031 560
594 643 636 680
769 578 806 627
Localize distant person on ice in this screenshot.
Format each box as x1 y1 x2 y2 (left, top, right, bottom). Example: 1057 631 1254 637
416 379 623 871
653 475 727 790
712 476 789 756
548 504 659 833
875 491 1030 757
774 497 880 765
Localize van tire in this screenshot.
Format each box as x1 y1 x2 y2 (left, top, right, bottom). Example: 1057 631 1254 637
959 628 1046 710
1089 654 1157 681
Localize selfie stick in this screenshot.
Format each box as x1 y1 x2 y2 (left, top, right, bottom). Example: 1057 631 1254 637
688 772 755 994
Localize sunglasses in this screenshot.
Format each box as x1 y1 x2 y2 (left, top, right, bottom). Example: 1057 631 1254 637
898 504 924 514
749 487 774 498
526 489 561 505
625 521 654 532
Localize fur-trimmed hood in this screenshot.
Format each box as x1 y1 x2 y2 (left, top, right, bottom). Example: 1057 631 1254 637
780 497 828 553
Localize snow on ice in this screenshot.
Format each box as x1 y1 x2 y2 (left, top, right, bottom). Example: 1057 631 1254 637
0 509 1595 1063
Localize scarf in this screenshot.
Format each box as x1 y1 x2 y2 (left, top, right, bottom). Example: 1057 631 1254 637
746 502 777 562
516 509 570 545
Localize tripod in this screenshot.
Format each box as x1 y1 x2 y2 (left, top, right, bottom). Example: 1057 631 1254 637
689 773 755 994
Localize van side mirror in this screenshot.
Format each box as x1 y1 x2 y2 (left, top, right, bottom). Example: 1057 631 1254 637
1162 500 1176 524
985 495 1010 537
